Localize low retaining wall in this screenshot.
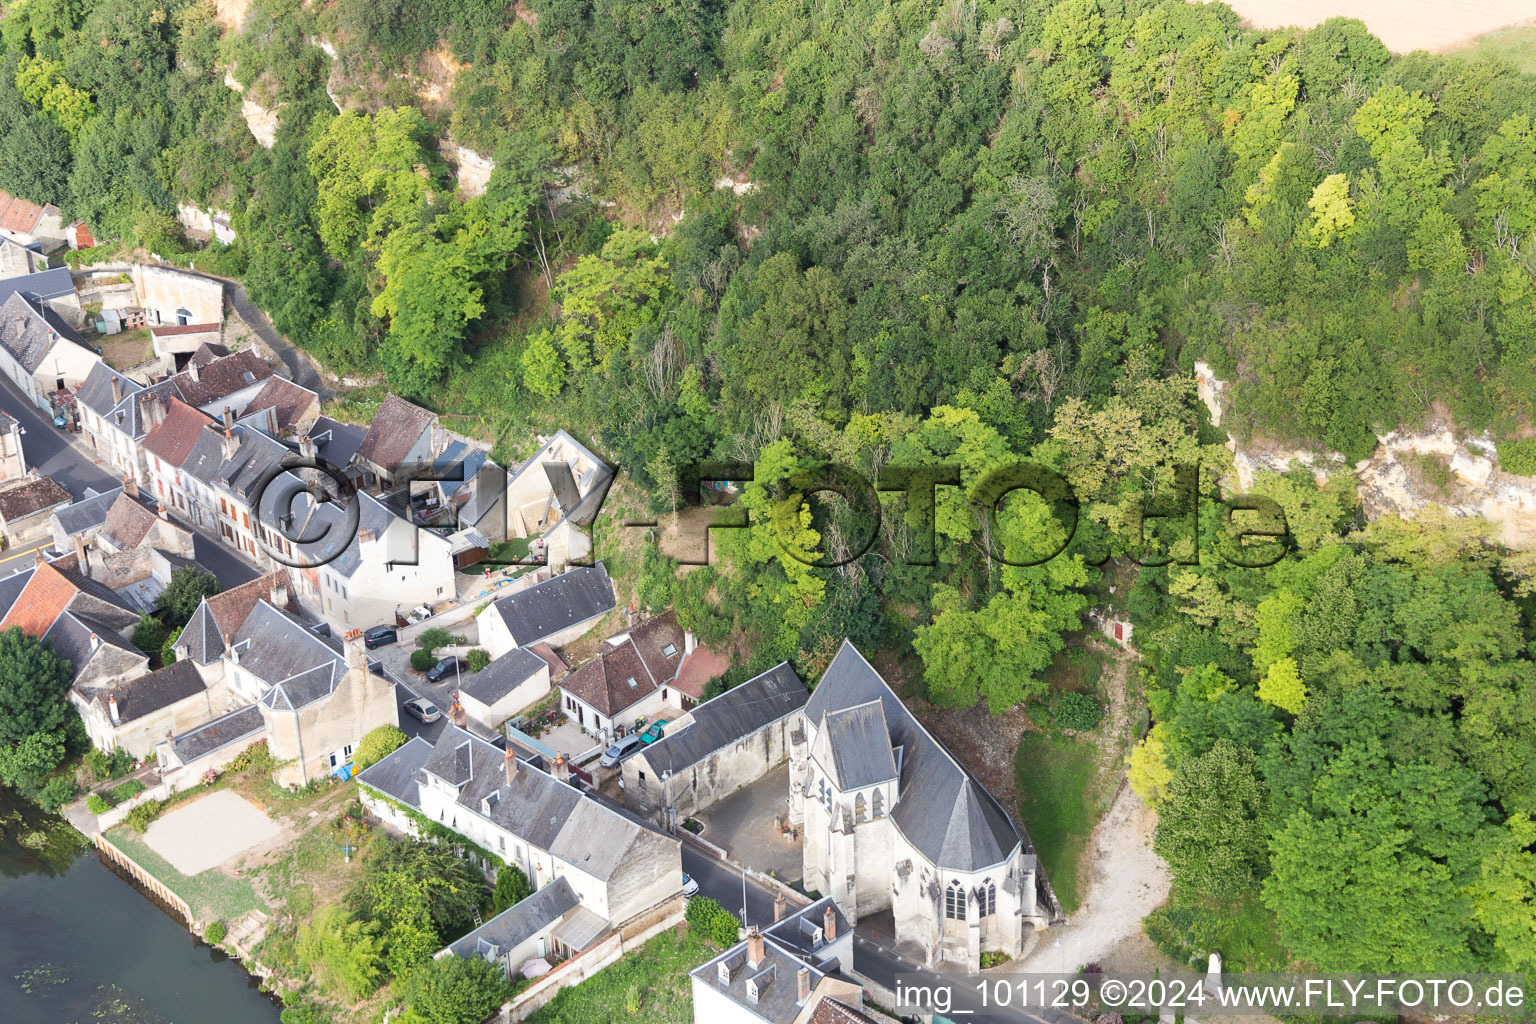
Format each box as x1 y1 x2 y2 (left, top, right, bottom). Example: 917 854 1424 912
94 832 195 928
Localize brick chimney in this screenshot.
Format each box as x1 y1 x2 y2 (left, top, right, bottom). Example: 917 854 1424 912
110 375 122 404
73 534 90 575
221 425 239 460
156 501 169 520
343 628 366 672
796 966 810 1003
299 434 316 460
550 750 568 784
147 393 167 429
823 905 836 941
226 634 239 664
746 927 764 969
504 746 518 785
773 892 786 922
122 474 138 500
449 694 466 728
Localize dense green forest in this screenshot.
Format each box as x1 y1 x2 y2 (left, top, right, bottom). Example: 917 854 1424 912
3 0 1535 984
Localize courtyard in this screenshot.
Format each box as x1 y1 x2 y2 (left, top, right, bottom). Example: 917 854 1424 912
692 764 802 885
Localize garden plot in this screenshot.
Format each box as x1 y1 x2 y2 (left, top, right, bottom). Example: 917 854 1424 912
142 791 282 876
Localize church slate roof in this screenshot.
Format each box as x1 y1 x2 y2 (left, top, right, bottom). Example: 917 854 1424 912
804 640 1021 873
815 700 898 791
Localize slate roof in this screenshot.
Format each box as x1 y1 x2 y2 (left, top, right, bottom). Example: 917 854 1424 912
50 487 123 538
178 571 295 665
45 610 145 684
763 897 849 964
0 292 84 373
804 641 1021 872
253 481 414 579
487 563 615 648
356 735 434 805
0 568 32 620
460 647 547 706
233 600 348 710
76 361 142 418
172 349 273 410
304 416 366 470
140 397 214 467
171 704 265 762
692 933 827 1024
0 266 73 306
446 877 581 961
387 725 668 881
195 423 289 502
638 662 807 776
355 394 436 474
88 659 204 723
814 701 898 791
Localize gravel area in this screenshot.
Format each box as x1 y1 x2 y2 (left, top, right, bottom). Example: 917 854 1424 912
143 791 281 876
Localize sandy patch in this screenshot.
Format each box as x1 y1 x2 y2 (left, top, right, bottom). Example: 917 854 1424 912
143 790 281 876
1198 0 1536 54
1016 781 1172 973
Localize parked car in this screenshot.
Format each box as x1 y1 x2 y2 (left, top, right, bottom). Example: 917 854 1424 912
599 734 643 768
639 719 668 745
425 656 468 683
403 697 441 723
363 625 398 649
682 872 699 897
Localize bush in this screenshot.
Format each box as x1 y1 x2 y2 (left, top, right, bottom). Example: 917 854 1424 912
354 725 408 770
410 649 435 672
87 794 112 814
491 864 531 913
1053 692 1104 732
466 648 491 673
400 952 512 1024
38 775 79 812
111 779 147 803
1498 439 1536 476
685 896 740 948
125 798 167 832
415 627 465 658
132 614 168 660
161 626 182 665
87 746 134 781
205 920 227 946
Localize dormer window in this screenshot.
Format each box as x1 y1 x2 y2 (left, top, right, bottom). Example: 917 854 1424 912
717 962 731 986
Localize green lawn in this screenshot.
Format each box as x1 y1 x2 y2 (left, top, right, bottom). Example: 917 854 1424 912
1447 27 1536 73
524 927 717 1024
106 829 269 925
1014 731 1099 914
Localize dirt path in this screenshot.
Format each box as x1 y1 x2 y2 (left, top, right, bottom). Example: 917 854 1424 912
1018 640 1172 972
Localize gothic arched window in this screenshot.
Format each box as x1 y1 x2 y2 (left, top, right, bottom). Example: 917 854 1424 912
854 793 867 823
981 879 997 916
872 789 884 818
944 880 966 920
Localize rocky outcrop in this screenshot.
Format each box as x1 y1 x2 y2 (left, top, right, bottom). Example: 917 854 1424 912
1195 362 1536 547
223 72 280 149
441 143 494 198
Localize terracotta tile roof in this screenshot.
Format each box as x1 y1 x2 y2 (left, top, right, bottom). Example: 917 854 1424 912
562 639 657 718
172 349 273 409
671 643 730 701
356 394 436 473
0 558 79 635
205 570 295 637
626 611 685 683
67 221 94 248
244 375 317 431
526 642 568 678
140 396 214 468
148 322 221 338
100 492 160 549
0 192 49 233
0 476 71 525
807 999 882 1024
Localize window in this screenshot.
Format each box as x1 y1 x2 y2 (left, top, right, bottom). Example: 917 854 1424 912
854 793 867 824
498 835 505 852
661 643 677 657
872 789 884 818
981 879 997 916
945 880 966 920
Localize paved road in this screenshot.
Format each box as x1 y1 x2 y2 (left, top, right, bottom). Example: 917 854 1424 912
681 844 783 928
387 667 450 745
0 536 47 577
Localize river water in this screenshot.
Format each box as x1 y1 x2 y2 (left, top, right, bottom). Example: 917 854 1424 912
0 789 281 1024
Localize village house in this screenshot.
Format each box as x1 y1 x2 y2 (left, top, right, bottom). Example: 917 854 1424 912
350 394 441 489
0 475 73 543
621 662 808 829
0 191 65 247
789 641 1046 970
558 611 690 741
477 562 616 659
72 659 221 759
0 552 147 693
148 322 223 369
500 429 614 570
0 235 48 277
0 291 98 413
0 266 84 327
690 899 874 1024
0 410 27 482
357 724 684 953
49 486 124 551
66 489 197 613
129 265 224 327
240 375 320 436
456 647 551 731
